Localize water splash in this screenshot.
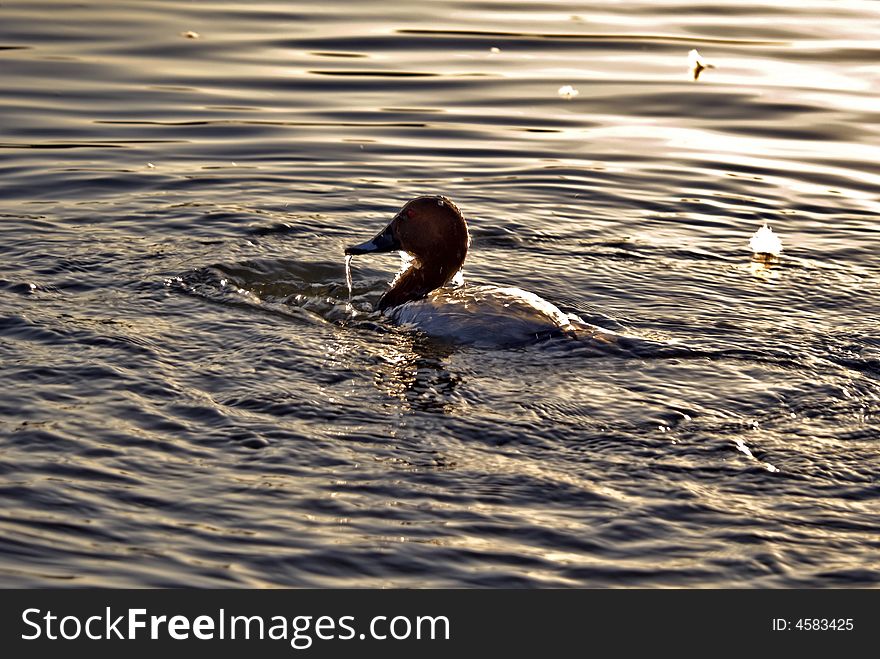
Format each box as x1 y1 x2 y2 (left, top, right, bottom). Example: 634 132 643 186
749 223 783 258
344 253 357 315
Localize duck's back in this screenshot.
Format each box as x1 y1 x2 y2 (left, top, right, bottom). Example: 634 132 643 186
389 284 601 346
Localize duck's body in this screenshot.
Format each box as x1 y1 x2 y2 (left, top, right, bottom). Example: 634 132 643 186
390 284 579 346
346 195 614 347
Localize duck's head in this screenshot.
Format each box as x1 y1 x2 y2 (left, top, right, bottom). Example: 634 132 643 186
345 195 469 310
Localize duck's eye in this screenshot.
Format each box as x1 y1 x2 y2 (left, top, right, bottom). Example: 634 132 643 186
405 208 414 219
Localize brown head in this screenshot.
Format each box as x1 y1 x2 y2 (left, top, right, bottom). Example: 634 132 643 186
345 196 469 310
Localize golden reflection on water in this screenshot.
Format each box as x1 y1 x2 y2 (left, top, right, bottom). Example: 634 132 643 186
371 335 460 414
748 254 780 279
319 328 460 415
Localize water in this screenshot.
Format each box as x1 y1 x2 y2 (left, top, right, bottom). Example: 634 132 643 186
1 0 879 587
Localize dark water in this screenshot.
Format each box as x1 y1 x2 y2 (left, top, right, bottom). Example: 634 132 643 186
2 0 879 587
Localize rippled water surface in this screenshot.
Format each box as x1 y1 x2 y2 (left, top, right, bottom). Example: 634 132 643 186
2 0 879 587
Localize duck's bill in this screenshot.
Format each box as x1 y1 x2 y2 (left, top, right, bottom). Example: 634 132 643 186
344 223 400 255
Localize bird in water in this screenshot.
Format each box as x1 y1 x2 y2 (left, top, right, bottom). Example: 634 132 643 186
345 195 615 347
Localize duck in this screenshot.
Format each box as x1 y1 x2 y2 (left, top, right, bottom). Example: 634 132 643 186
345 195 615 346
